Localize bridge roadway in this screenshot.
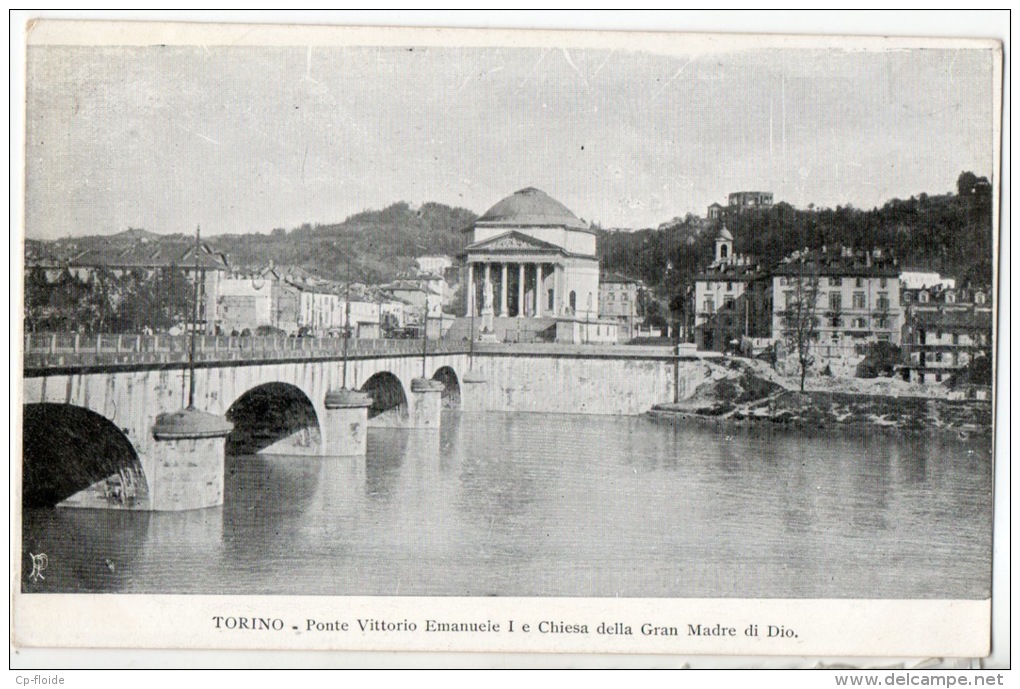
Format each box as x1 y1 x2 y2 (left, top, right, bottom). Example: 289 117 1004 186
21 335 713 512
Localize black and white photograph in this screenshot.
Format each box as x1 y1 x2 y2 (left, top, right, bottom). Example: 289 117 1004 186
11 15 1005 664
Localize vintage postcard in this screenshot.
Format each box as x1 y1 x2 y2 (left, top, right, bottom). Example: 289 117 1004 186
12 17 1004 665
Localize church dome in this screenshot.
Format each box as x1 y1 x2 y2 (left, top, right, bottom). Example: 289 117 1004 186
477 187 588 230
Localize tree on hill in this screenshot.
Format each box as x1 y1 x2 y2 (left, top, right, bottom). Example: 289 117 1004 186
596 173 993 298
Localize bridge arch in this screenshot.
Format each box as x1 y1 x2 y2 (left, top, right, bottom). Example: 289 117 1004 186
432 365 461 409
22 403 150 509
361 371 409 425
225 382 321 456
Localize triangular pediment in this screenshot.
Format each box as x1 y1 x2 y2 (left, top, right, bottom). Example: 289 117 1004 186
464 230 564 254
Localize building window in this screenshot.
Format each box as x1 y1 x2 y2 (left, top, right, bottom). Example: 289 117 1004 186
877 333 891 342
608 293 615 301
831 277 842 286
953 333 960 345
829 293 841 311
779 277 787 286
853 292 866 309
856 277 864 288
880 277 888 288
548 289 555 311
877 294 889 311
724 296 735 309
727 281 733 292
830 316 841 328
703 298 714 313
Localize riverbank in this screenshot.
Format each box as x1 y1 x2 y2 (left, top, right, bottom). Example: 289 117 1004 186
650 360 993 435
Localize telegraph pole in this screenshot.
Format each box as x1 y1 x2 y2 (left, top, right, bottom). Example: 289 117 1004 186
421 288 429 379
342 256 351 389
187 225 201 409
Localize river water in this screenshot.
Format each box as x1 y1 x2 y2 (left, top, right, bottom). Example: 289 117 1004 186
21 412 992 599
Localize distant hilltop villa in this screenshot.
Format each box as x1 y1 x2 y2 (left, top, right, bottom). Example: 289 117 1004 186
708 191 774 220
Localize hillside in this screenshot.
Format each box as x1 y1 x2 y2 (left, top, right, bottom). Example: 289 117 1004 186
598 172 995 301
26 172 993 298
32 202 478 284
206 201 477 283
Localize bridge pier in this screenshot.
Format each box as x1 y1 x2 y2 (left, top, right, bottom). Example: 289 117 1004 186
460 369 488 412
409 378 445 430
322 388 372 456
149 408 233 511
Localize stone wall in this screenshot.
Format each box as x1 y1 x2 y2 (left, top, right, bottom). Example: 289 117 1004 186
464 353 709 416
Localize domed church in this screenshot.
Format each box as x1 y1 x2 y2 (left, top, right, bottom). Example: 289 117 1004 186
461 187 601 324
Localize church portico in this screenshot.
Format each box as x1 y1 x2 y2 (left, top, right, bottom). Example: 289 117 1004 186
464 256 563 319
459 188 601 331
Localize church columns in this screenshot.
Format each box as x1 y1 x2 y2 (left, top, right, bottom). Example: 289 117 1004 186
518 263 526 318
551 265 560 318
467 258 567 319
483 263 492 315
500 263 508 316
535 263 543 318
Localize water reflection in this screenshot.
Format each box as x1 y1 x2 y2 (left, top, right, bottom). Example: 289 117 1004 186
21 508 152 593
21 412 992 599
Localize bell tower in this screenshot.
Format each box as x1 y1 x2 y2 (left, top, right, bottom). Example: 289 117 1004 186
714 224 734 264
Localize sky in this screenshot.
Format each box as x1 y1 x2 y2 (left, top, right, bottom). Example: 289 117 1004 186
23 38 997 239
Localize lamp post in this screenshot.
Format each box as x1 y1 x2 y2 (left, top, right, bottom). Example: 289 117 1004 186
342 256 352 389
421 288 429 379
187 225 201 409
469 285 475 367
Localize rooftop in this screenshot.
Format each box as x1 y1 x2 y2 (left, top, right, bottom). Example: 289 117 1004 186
471 187 590 231
68 241 228 271
600 272 644 285
772 246 899 277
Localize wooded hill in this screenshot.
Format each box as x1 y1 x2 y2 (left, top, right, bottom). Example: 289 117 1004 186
597 172 994 300
30 172 993 299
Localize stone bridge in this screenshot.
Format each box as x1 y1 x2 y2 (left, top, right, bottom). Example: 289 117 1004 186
21 336 713 513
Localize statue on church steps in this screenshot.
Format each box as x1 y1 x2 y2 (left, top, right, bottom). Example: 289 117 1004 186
481 278 495 334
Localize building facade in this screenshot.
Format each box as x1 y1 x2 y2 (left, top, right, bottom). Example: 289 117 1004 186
62 240 229 333
415 255 453 276
599 273 643 341
772 246 903 374
728 191 774 210
296 285 343 334
460 187 600 321
217 270 300 335
692 226 772 352
900 285 992 385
